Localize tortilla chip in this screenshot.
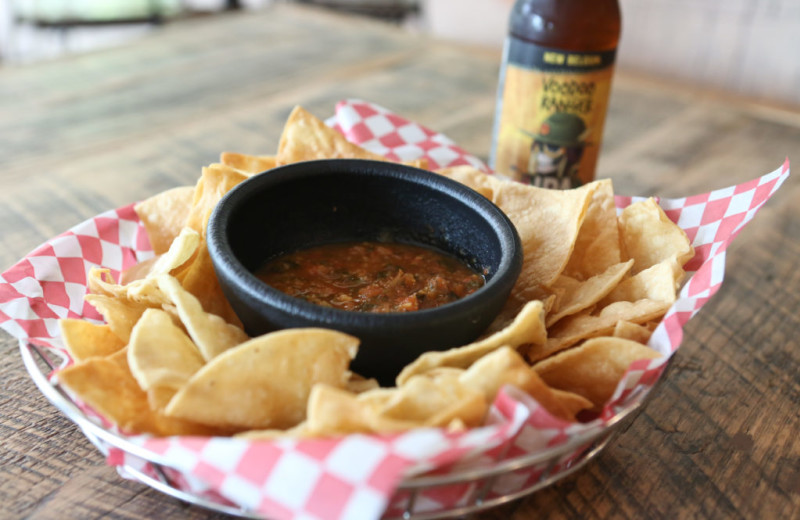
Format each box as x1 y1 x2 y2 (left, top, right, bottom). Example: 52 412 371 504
276 106 427 169
278 106 389 164
58 349 220 436
148 227 201 277
220 152 277 174
494 180 599 292
612 320 654 344
459 347 590 421
88 229 200 310
84 294 149 344
437 168 599 297
533 336 662 409
157 275 248 361
185 164 248 236
134 186 194 255
59 319 126 362
88 268 158 305
600 257 684 306
119 256 159 285
177 241 243 327
528 299 671 362
380 371 487 427
436 165 497 200
127 308 205 392
545 260 634 327
562 179 622 280
346 373 380 394
58 349 153 432
619 198 694 274
306 384 420 435
551 388 597 420
396 300 547 385
165 329 358 430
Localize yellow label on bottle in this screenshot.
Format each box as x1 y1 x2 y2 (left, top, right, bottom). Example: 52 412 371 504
490 41 616 189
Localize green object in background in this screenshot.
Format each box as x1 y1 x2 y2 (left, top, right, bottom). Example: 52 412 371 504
13 0 183 23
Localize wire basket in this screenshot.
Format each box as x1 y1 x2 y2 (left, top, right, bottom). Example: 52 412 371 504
21 339 660 519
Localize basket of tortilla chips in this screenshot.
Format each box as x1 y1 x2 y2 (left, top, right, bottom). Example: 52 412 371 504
2 100 789 519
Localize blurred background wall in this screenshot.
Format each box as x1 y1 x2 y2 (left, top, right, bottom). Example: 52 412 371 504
2 0 799 108
0 0 272 63
420 0 800 108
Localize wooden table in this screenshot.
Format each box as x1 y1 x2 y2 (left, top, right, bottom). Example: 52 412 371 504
1 5 798 519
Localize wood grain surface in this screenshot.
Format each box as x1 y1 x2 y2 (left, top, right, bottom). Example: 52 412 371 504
1 5 798 519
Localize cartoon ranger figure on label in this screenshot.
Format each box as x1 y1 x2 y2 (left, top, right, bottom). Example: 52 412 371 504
520 112 589 189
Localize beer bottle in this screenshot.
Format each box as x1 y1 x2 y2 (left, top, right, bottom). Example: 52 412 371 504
489 0 621 189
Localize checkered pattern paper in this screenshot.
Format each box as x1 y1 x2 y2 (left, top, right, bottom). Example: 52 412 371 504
1 99 789 519
326 101 491 174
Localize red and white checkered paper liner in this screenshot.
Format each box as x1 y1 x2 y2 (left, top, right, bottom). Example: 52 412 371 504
1 99 789 519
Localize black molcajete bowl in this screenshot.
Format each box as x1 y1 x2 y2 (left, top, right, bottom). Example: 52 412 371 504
207 159 522 385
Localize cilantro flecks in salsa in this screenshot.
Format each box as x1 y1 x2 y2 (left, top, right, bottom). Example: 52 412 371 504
255 241 485 313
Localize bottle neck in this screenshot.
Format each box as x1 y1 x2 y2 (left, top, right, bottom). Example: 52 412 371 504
508 0 621 51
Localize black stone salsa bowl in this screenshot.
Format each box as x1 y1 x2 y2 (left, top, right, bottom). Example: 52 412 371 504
206 159 522 385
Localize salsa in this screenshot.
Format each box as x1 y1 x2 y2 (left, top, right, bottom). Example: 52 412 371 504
255 241 485 313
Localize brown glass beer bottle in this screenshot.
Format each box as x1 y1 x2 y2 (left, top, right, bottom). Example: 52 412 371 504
489 0 621 189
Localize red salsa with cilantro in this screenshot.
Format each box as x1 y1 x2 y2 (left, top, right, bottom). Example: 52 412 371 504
255 241 485 313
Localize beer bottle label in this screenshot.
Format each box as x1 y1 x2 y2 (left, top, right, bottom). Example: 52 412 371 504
490 38 617 189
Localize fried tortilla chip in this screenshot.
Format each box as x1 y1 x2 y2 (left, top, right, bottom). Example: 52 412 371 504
278 106 392 165
612 320 655 344
562 179 622 280
533 336 662 409
176 241 242 327
185 164 248 236
59 319 126 362
165 328 358 430
346 373 380 394
127 308 205 395
493 180 599 293
58 349 154 432
120 256 159 285
87 231 201 310
545 260 634 327
435 165 497 200
305 379 482 436
459 347 591 421
84 294 149 344
531 256 684 361
134 186 194 255
88 228 200 307
380 371 487 427
600 257 684 306
88 268 163 307
438 167 600 328
276 106 426 168
619 198 694 274
58 349 221 436
157 275 248 361
529 298 671 362
220 152 277 174
437 167 599 296
148 227 201 278
396 299 547 385
551 388 598 420
306 384 421 435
